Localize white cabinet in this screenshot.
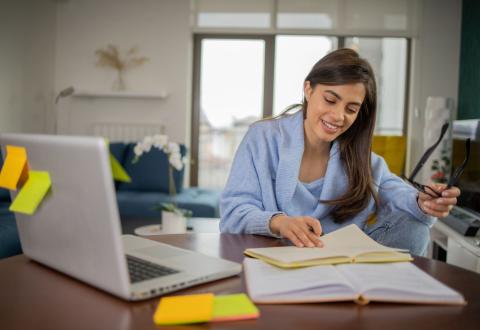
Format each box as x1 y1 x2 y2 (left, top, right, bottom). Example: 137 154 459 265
446 238 480 272
430 220 480 273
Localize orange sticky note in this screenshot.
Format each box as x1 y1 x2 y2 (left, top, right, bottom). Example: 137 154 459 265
9 171 51 215
153 293 214 325
0 146 29 190
212 294 259 322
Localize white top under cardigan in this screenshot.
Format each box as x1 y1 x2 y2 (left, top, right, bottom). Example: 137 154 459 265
287 177 325 217
219 110 434 236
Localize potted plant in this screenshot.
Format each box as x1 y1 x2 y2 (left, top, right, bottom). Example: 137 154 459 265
133 135 192 233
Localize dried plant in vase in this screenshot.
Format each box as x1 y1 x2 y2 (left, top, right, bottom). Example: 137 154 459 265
95 45 149 91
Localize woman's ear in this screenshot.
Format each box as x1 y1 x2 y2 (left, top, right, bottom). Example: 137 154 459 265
304 81 312 102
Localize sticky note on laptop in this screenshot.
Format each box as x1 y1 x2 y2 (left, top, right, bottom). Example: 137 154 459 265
10 171 51 215
153 293 214 325
109 153 131 183
212 293 259 322
0 145 29 190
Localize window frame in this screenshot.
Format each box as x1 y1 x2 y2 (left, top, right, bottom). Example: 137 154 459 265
190 33 411 186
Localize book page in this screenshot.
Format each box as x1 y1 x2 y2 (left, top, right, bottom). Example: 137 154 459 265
336 263 465 304
244 224 408 265
243 258 357 303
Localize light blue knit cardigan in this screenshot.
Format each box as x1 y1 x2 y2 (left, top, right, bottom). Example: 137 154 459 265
220 110 434 236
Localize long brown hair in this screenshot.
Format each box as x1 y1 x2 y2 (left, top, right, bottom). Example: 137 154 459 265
303 48 378 222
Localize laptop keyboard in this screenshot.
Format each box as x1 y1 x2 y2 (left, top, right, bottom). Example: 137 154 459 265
126 255 180 284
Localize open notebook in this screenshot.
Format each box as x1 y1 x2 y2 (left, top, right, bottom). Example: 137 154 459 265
244 258 466 305
244 224 412 268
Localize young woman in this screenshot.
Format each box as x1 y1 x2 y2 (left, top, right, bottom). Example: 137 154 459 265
219 48 460 255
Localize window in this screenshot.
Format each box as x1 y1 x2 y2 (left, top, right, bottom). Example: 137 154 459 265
195 0 274 29
192 35 409 188
193 37 269 189
345 37 408 135
273 35 337 115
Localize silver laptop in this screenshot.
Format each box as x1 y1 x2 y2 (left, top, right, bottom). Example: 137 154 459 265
0 133 241 301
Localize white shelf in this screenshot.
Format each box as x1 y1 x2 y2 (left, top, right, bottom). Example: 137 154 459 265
73 90 169 99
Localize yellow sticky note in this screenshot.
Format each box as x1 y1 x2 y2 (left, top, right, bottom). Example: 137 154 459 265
0 146 29 190
212 294 259 322
110 153 131 183
9 171 51 215
153 293 214 325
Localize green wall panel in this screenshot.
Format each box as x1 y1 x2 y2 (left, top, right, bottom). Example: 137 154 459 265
458 0 480 119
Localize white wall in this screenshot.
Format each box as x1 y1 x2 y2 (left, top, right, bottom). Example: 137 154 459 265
0 0 56 134
1 0 463 176
406 0 462 175
54 0 192 144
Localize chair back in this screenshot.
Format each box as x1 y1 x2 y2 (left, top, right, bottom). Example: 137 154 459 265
372 136 406 176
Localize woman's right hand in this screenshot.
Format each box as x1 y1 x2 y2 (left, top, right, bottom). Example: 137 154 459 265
270 215 323 248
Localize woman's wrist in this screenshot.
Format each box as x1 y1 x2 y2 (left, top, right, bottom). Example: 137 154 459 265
416 195 428 215
269 213 287 236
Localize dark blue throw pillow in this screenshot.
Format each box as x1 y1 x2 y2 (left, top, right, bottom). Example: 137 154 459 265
109 142 128 165
117 143 186 193
109 142 129 189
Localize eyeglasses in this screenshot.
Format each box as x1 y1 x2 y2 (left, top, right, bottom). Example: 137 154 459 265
404 122 471 198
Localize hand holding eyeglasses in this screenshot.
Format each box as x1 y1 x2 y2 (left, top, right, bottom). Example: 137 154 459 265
405 122 470 219
417 183 461 218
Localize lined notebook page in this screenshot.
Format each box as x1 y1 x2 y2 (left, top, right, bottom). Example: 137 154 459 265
244 258 356 302
337 263 465 303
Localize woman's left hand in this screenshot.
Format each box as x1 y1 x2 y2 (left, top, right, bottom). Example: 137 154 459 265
417 183 461 218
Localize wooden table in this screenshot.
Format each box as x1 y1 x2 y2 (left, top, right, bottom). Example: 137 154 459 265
1 233 479 330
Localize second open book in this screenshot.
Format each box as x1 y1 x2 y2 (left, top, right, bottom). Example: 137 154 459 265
244 224 412 268
243 258 465 305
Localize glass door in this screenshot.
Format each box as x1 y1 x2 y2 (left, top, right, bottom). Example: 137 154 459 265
192 36 272 189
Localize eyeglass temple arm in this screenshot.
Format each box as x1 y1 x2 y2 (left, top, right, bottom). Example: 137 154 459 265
447 138 471 188
408 122 449 181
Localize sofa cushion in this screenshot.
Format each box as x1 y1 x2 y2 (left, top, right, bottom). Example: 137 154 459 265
116 191 171 218
117 143 187 193
0 189 10 203
0 212 22 259
174 187 221 217
116 187 221 219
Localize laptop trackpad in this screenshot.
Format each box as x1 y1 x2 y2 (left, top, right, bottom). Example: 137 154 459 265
135 246 189 260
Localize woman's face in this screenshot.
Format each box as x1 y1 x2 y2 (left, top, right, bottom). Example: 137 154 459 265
303 82 365 144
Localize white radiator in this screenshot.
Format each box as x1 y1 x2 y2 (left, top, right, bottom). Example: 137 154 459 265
92 122 166 143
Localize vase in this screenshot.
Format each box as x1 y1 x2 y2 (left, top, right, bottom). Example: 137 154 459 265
161 210 187 234
112 69 126 91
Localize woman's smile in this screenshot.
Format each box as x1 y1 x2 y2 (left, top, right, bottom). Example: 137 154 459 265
320 119 342 133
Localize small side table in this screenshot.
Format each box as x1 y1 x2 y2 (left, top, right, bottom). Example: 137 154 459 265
134 217 220 236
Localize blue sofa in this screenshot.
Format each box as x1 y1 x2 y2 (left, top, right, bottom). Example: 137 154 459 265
110 142 221 225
